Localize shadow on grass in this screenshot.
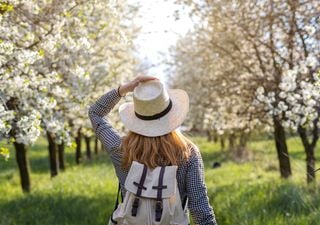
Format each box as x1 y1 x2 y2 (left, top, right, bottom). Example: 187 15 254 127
82 152 114 166
0 152 114 188
201 149 229 166
289 151 307 160
0 192 116 225
0 151 78 175
29 151 77 174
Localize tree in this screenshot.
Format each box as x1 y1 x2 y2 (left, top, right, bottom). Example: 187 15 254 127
173 0 319 180
0 0 139 191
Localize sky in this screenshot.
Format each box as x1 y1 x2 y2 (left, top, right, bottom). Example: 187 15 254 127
131 0 194 81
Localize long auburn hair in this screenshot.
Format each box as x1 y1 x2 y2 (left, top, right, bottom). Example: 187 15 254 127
121 130 194 169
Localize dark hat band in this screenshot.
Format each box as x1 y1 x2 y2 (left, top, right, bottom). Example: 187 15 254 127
135 99 173 121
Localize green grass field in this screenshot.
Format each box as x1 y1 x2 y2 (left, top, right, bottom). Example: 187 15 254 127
0 136 319 225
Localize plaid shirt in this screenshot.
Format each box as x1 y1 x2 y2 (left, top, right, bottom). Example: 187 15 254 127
88 88 217 225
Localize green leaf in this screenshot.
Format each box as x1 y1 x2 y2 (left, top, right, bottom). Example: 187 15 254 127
0 147 10 161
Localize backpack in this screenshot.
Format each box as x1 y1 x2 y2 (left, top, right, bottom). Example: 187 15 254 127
108 161 189 225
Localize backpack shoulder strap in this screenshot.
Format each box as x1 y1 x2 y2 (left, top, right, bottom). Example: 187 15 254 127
110 183 122 224
131 164 148 217
152 166 167 222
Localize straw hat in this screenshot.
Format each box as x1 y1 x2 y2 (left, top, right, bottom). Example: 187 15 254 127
118 80 189 137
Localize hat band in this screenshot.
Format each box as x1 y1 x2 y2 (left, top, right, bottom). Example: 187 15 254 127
135 99 173 121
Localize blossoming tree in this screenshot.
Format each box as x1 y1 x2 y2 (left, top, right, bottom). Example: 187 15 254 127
173 0 320 182
0 0 137 192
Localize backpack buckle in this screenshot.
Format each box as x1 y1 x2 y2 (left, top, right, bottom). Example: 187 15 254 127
155 200 163 222
155 200 163 211
131 197 140 217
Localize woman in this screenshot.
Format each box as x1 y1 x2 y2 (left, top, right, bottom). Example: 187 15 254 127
88 75 217 225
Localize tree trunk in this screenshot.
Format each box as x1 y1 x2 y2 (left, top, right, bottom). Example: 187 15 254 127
220 136 225 150
46 132 58 177
206 130 213 142
58 141 65 171
94 138 99 155
235 133 250 161
13 142 31 193
239 133 248 148
273 117 292 178
85 136 92 160
213 134 218 143
7 98 31 192
75 128 82 164
228 133 236 151
306 147 316 183
298 125 318 183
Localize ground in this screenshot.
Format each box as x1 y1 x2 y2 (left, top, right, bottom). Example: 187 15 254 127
0 136 319 225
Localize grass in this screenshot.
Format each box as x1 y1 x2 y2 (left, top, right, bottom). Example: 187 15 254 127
0 136 319 225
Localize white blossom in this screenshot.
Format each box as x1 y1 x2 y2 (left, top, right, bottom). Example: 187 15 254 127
0 41 14 55
15 111 41 145
305 55 318 68
304 25 316 36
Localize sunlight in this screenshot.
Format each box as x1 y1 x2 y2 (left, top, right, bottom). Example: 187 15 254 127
131 0 193 79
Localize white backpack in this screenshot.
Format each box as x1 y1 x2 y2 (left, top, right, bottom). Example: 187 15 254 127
108 161 189 225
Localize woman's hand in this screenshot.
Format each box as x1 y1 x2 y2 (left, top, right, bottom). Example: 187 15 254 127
118 75 159 97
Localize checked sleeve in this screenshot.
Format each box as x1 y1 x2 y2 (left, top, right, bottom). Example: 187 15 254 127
88 88 123 165
186 147 218 225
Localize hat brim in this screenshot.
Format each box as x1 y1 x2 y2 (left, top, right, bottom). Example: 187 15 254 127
119 89 189 137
